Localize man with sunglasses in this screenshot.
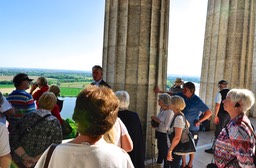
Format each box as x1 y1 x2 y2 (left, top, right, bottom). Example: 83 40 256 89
7 73 36 133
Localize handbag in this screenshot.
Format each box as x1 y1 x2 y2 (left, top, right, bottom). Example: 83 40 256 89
61 119 73 138
151 119 159 128
168 113 196 155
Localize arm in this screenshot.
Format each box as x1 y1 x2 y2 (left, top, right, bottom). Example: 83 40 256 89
167 127 182 161
0 153 11 168
121 134 133 152
214 103 220 124
153 86 173 95
195 109 212 127
4 108 15 116
29 83 38 96
119 119 133 152
151 116 160 123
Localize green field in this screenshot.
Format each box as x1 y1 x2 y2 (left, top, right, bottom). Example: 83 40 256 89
0 84 14 88
0 82 92 97
60 87 83 97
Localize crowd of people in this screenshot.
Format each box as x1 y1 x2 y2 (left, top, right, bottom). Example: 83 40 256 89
0 65 255 168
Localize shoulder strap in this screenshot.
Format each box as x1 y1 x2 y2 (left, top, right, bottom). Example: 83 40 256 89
170 113 186 129
44 144 59 168
19 114 52 141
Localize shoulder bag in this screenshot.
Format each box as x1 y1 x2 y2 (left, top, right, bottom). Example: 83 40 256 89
168 113 196 155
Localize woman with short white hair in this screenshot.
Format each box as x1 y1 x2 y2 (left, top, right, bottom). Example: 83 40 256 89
151 93 174 168
115 91 145 168
214 88 255 167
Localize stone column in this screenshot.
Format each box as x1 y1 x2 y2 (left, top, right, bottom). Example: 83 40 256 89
200 0 256 118
103 0 170 158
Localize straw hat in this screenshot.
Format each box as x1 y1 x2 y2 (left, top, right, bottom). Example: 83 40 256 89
175 78 183 84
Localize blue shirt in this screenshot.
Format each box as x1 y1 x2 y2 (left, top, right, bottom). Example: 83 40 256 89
176 93 209 131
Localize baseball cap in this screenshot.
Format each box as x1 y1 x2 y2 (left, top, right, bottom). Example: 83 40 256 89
13 73 33 87
218 80 228 85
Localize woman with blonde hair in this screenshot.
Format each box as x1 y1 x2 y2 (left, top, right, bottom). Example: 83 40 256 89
213 88 255 167
167 95 188 167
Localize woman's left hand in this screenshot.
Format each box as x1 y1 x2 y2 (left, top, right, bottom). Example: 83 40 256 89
22 154 36 167
167 150 173 161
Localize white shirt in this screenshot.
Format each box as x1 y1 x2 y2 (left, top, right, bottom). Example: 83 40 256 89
0 96 12 124
169 115 186 133
215 92 222 104
156 109 174 133
94 79 103 86
113 118 129 147
0 123 10 157
35 138 134 168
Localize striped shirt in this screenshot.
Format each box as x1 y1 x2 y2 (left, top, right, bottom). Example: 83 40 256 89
7 89 35 119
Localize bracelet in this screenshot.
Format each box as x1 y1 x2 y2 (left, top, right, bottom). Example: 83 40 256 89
20 152 27 158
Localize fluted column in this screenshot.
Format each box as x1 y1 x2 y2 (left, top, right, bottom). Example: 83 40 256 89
200 0 256 118
103 0 170 157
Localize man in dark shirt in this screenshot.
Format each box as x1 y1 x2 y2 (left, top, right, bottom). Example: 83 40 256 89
205 80 230 154
91 65 111 88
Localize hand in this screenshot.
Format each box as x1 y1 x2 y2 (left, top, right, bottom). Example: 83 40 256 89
153 86 161 93
214 116 219 125
167 150 173 161
22 154 36 168
151 116 160 123
195 121 201 127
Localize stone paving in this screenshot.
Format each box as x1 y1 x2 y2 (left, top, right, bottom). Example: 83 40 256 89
145 130 214 168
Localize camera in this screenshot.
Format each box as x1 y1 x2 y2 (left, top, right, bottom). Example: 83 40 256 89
31 82 38 87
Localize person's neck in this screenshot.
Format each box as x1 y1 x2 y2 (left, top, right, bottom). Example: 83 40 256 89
70 134 101 145
229 111 242 120
161 106 170 110
185 93 193 98
16 87 26 90
94 79 102 83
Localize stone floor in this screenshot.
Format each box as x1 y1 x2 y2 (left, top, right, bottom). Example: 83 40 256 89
144 130 214 168
144 117 256 168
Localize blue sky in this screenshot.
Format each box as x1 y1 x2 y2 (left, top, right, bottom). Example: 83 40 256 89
0 0 207 77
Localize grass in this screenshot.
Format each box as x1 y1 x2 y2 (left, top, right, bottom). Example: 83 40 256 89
60 87 83 97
